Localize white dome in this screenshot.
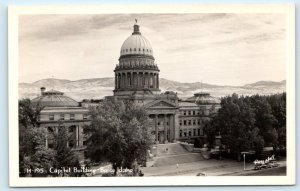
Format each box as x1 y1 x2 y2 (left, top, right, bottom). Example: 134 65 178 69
120 24 153 56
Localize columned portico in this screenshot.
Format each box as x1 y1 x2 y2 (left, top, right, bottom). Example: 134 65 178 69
42 122 87 149
150 111 178 144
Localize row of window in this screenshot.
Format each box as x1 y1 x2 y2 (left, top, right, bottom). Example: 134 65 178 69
181 110 199 116
179 128 204 137
121 48 152 53
179 119 201 126
48 114 88 121
47 126 79 133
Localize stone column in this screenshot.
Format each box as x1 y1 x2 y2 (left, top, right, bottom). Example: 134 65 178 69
142 72 145 88
130 72 133 87
149 73 152 88
157 73 159 89
45 129 48 149
120 73 123 88
125 72 128 88
76 125 79 147
155 115 158 144
154 73 156 88
164 114 167 143
169 114 174 142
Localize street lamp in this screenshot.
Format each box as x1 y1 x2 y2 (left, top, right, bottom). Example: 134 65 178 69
241 152 249 171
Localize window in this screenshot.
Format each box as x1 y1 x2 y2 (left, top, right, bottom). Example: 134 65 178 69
188 111 191 115
184 131 187 137
158 122 160 126
83 114 88 120
183 120 187 126
83 141 87 146
49 115 54 121
200 129 204 136
179 120 182 126
134 48 136 51
166 122 169 125
188 131 192 137
68 140 74 148
48 144 54 149
193 129 196 136
183 111 186 116
193 120 196 125
198 129 201 136
193 111 196 115
198 120 200 125
68 126 74 133
70 114 75 120
60 114 64 120
179 130 182 137
188 120 191 125
47 126 53 133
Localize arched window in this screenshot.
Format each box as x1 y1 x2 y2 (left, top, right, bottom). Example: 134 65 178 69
130 48 132 52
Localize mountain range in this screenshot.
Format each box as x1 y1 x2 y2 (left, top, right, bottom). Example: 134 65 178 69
19 78 286 101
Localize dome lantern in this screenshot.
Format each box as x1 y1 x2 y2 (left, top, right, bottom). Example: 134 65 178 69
132 19 141 35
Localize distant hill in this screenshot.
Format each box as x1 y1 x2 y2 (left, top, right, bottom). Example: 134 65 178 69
19 78 286 101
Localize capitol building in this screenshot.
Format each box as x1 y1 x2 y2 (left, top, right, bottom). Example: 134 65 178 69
32 21 221 148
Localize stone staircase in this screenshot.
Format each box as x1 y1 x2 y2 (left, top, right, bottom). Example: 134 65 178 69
152 143 204 167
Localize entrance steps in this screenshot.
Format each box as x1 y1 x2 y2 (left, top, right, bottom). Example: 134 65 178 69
151 143 204 167
155 143 190 156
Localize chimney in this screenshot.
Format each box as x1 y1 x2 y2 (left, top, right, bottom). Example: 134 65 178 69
41 87 46 95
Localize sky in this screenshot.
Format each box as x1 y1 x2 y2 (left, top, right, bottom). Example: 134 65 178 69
19 14 286 86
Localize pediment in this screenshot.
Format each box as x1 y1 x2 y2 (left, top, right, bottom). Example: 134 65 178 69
144 100 177 109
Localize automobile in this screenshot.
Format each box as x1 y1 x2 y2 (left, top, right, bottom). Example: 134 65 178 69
196 172 206 176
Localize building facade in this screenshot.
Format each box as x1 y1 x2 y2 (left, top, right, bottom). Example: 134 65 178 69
31 87 90 150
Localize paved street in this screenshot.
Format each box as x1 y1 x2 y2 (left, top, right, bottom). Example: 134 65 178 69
142 158 286 176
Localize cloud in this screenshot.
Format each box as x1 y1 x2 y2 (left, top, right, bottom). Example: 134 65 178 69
19 13 286 86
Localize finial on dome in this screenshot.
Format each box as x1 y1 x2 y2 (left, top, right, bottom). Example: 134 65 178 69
132 19 141 35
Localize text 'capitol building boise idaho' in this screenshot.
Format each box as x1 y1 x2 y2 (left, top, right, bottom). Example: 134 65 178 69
32 21 221 150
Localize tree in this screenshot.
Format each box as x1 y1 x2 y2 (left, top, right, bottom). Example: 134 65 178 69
19 99 81 177
19 126 56 177
84 99 152 176
53 126 81 177
19 98 43 128
204 93 286 160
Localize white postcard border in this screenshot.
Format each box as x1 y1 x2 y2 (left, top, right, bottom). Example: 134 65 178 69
8 4 295 187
